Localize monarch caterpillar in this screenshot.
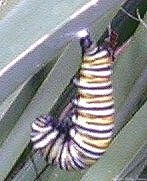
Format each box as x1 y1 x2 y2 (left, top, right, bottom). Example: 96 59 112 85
31 30 115 171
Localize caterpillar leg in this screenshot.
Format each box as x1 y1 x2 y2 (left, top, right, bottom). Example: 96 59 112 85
58 102 74 121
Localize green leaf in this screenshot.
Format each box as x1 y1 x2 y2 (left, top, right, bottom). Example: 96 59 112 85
1 1 145 181
118 142 147 180
0 58 56 145
0 41 81 180
114 13 147 111
8 6 126 181
0 0 126 103
114 13 147 133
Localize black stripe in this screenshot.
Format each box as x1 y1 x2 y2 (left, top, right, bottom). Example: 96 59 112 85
81 66 111 71
76 84 112 90
77 112 114 118
85 47 99 56
68 141 85 169
44 134 61 159
31 129 40 134
32 128 54 144
59 142 67 170
75 124 113 134
77 104 114 111
67 142 77 170
75 127 112 140
87 48 108 57
72 138 104 157
36 115 57 127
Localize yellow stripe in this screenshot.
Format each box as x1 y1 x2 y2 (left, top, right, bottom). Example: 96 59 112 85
83 56 111 62
81 62 111 69
78 94 113 102
77 114 114 125
80 75 111 83
79 134 111 148
84 140 110 149
84 158 97 165
86 98 113 103
77 112 114 119
73 147 97 166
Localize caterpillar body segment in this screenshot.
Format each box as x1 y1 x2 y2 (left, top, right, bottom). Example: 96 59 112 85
31 32 115 170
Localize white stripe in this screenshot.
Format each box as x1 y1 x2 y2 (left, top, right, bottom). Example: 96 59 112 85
49 136 64 162
73 134 106 153
34 131 58 149
71 142 99 161
53 143 63 165
72 115 114 131
87 47 98 55
31 132 45 142
37 117 47 123
74 99 114 108
87 50 108 59
69 143 84 168
76 127 113 138
76 29 89 38
79 108 114 116
73 142 101 159
64 146 75 170
31 122 52 132
61 142 68 169
30 132 38 136
81 64 111 69
82 70 112 76
79 87 113 95
70 142 85 170
65 142 77 170
66 152 77 170
74 78 112 88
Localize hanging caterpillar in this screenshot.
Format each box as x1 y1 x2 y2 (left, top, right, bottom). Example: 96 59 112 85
31 29 116 171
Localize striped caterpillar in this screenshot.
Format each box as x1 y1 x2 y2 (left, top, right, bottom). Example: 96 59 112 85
31 30 115 171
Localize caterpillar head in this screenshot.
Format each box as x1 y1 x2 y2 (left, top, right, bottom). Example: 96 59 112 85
76 29 97 55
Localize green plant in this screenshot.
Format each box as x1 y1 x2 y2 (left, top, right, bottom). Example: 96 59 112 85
0 0 147 180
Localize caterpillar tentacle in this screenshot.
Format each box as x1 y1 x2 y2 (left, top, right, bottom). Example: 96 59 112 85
31 32 115 170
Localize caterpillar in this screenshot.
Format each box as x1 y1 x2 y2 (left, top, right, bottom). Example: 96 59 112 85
31 30 115 171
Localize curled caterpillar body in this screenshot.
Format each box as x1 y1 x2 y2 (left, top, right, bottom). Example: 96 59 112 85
31 32 115 170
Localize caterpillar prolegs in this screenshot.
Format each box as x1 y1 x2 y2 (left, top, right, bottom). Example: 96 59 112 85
31 30 115 171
